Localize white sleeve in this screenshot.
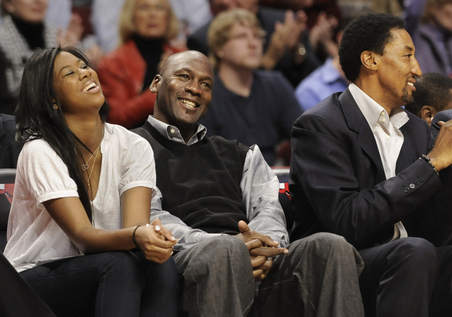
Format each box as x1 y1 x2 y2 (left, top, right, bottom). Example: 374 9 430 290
119 135 156 196
20 140 78 203
241 145 290 247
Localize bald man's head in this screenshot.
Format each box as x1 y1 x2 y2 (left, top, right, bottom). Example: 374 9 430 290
150 51 214 140
158 51 213 77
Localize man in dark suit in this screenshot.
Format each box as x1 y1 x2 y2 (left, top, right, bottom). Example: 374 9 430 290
290 13 452 317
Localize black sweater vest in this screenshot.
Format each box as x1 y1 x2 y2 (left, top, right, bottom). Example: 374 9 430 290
135 123 249 234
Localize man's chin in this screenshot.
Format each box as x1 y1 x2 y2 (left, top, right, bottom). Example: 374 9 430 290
402 92 413 105
179 120 198 130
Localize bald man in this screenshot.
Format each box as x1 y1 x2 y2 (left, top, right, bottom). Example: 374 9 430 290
134 50 365 317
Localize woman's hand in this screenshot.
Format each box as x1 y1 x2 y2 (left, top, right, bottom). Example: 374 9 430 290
134 218 177 263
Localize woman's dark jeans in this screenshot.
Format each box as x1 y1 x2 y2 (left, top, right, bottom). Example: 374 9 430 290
20 251 180 317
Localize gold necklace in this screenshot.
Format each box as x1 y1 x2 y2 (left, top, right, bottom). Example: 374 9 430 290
81 145 101 171
85 145 101 199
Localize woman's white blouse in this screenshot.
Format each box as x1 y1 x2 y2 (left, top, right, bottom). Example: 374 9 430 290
4 123 156 272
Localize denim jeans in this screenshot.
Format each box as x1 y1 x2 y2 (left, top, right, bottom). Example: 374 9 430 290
20 251 180 317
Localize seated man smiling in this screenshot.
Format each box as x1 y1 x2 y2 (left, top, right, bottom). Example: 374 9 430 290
134 50 365 317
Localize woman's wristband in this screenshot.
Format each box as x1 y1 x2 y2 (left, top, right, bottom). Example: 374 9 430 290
132 224 144 249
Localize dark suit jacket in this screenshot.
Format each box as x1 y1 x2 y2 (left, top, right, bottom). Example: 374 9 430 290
187 6 320 86
289 88 443 249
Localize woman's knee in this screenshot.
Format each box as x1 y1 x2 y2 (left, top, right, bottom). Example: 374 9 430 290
145 257 180 289
96 251 144 281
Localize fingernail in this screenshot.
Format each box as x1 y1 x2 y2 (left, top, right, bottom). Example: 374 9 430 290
154 225 161 232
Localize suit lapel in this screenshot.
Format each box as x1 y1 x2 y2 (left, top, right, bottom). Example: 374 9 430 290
338 89 386 182
396 116 427 173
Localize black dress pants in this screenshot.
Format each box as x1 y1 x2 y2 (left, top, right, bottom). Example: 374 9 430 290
359 237 437 317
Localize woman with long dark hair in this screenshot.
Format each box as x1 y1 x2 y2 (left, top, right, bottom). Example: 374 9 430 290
3 47 179 317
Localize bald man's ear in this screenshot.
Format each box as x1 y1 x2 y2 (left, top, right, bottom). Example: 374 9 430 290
419 105 437 126
149 74 161 93
360 50 379 71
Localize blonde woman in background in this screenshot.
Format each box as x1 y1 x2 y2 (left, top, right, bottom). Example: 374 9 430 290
97 0 185 129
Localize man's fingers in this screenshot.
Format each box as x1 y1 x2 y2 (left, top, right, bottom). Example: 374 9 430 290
238 220 250 233
245 238 262 250
250 246 288 257
250 255 266 268
254 259 274 281
256 234 279 248
253 268 264 279
260 258 273 273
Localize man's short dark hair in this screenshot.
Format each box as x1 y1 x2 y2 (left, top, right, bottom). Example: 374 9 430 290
405 73 452 114
339 13 405 82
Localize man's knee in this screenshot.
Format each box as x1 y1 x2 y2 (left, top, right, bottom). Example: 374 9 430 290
292 232 354 256
184 235 250 277
391 237 437 267
204 235 249 262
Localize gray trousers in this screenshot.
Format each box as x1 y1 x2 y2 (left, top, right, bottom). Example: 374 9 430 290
174 232 365 317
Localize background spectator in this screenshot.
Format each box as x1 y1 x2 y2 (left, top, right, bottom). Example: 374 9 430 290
404 0 427 34
188 0 324 86
338 0 403 16
91 0 125 53
412 0 452 76
91 0 207 54
406 72 452 125
0 114 19 168
295 17 350 110
169 0 211 36
202 9 302 165
97 0 185 129
0 0 82 114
